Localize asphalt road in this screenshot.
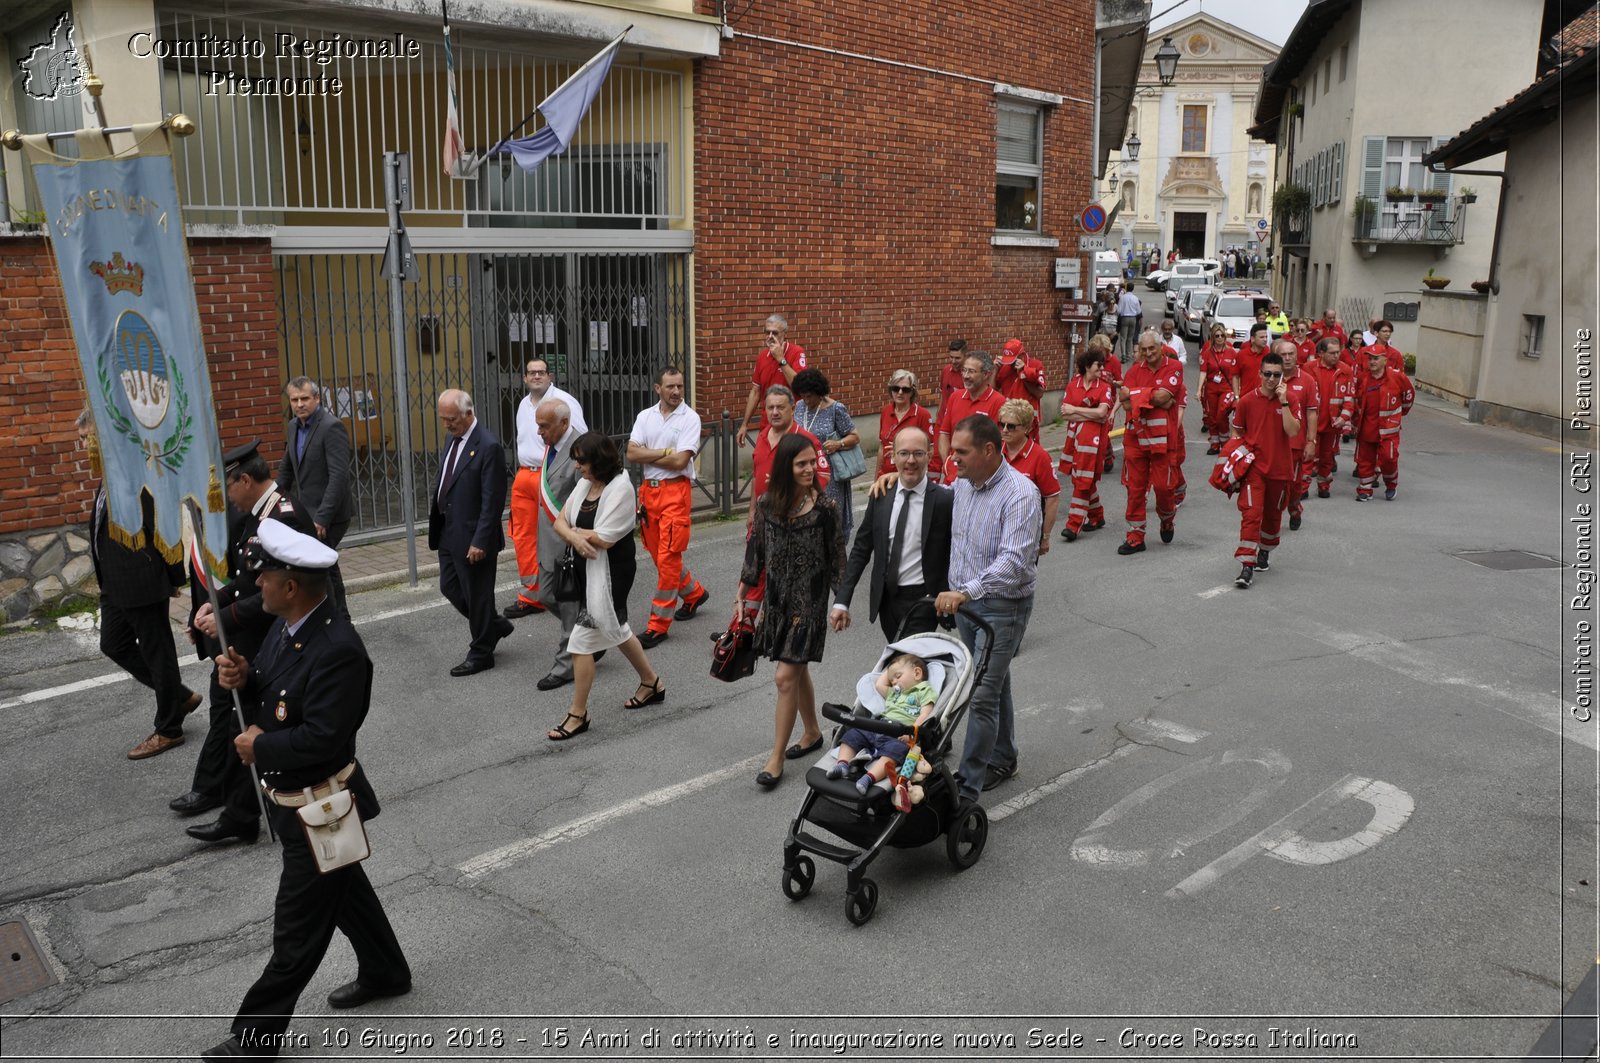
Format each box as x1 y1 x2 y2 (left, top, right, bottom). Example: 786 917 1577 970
0 341 1592 1061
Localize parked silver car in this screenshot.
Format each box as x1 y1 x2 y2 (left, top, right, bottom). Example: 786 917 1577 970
1176 285 1218 340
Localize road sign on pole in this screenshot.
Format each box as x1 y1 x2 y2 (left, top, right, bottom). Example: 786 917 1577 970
1080 204 1108 233
1078 235 1107 252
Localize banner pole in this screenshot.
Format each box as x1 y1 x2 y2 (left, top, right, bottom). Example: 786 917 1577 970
184 500 277 842
383 152 420 587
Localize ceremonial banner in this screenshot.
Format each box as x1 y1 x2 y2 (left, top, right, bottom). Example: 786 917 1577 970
22 125 228 578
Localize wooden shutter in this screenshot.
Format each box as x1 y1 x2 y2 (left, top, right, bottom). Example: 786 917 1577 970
1426 135 1454 237
1360 135 1384 201
1331 141 1344 203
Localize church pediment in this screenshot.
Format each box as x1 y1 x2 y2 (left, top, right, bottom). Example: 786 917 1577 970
1148 12 1281 67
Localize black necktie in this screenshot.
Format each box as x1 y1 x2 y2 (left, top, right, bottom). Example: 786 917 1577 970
438 436 463 498
884 488 912 587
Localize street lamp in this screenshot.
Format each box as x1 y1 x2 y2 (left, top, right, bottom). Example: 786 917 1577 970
1125 133 1141 161
1155 36 1180 85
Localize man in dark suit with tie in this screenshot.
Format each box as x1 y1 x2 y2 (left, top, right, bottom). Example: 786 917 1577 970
276 377 354 611
830 426 953 641
530 398 598 691
79 411 201 760
429 389 511 676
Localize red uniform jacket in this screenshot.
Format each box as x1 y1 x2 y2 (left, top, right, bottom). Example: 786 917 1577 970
1282 370 1321 449
1352 370 1415 442
1122 359 1184 456
1310 360 1355 432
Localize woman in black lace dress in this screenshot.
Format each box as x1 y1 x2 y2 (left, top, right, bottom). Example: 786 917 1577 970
738 432 846 789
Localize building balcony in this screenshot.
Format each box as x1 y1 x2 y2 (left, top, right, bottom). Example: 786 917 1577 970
1352 205 1467 247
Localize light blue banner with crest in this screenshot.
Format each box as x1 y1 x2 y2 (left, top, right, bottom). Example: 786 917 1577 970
23 125 227 577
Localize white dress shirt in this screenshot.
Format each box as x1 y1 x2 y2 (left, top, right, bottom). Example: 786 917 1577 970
890 475 928 587
628 401 701 480
515 385 587 468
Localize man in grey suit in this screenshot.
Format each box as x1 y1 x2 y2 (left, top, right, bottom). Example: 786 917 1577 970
830 426 953 641
530 398 599 691
277 376 354 610
429 389 511 676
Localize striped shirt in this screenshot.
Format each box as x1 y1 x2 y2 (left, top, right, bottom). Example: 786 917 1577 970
949 458 1041 600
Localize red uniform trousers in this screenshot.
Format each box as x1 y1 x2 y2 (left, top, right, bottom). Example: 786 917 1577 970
1121 441 1178 546
1288 455 1314 519
1355 432 1400 498
639 478 706 635
507 466 543 607
1314 427 1342 490
1235 469 1288 566
1061 425 1106 534
1201 386 1234 448
1170 414 1188 512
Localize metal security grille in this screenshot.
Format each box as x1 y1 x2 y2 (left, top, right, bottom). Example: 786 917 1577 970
154 8 686 224
276 249 690 535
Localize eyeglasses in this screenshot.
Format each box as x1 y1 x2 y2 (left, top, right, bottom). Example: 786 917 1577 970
999 422 1023 430
894 449 929 460
764 329 782 336
888 385 914 394
524 369 549 376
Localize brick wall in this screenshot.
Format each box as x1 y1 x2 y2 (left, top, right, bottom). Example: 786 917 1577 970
0 236 278 535
692 1 1097 423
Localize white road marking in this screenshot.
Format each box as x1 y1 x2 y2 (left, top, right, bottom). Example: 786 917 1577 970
1123 717 1211 745
1288 618 1595 751
457 753 767 881
0 581 522 712
1165 772 1414 898
1196 585 1234 599
1070 748 1289 869
988 743 1139 823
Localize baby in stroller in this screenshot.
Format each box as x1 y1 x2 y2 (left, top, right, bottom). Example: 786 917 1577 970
826 652 937 797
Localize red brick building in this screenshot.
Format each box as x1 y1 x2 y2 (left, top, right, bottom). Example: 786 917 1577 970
0 0 1146 616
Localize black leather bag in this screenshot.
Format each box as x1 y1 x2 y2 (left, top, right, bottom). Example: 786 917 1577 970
554 546 583 603
709 620 757 682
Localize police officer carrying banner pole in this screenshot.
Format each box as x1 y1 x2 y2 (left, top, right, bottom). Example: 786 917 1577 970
200 518 411 1061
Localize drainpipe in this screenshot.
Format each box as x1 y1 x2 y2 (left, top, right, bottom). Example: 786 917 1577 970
1431 164 1507 295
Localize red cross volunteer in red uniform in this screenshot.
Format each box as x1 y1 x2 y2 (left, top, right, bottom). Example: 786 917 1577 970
1229 351 1301 589
1116 330 1184 554
738 313 806 448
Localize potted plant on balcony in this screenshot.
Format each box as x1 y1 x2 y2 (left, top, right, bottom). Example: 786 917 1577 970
1272 182 1312 228
1386 185 1415 203
1422 267 1450 290
1457 186 1478 204
1470 279 1492 294
1416 188 1448 207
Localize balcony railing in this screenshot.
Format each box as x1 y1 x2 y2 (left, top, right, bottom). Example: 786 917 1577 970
1352 204 1466 246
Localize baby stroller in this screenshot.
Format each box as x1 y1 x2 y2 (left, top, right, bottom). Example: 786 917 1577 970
781 607 995 925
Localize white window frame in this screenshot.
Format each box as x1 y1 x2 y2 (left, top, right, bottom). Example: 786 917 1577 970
1521 315 1544 359
1382 136 1433 227
995 100 1044 234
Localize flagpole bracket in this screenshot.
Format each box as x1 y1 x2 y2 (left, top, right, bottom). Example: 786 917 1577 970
166 114 196 137
1 130 22 152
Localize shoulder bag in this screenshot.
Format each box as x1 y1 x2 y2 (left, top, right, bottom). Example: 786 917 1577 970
709 618 757 682
554 545 584 602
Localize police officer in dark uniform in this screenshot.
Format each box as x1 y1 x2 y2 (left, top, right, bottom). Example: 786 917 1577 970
173 441 313 845
201 519 411 1061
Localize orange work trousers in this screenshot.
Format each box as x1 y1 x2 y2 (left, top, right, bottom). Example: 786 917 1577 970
507 466 542 606
640 478 706 634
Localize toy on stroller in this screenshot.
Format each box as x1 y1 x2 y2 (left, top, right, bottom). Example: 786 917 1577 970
780 606 995 925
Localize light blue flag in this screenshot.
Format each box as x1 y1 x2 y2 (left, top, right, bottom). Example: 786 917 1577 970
500 30 627 173
24 128 228 579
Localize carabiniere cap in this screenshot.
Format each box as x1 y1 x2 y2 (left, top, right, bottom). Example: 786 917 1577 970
222 439 261 476
243 518 339 574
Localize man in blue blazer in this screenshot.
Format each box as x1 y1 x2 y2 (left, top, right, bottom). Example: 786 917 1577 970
277 377 354 611
428 389 511 676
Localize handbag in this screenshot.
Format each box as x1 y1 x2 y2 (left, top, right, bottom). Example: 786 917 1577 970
709 618 757 682
554 545 583 602
296 787 370 874
829 441 867 480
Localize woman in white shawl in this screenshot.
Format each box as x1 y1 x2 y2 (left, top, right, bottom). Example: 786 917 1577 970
547 433 665 741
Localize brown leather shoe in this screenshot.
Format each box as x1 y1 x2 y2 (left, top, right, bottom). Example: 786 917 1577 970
127 732 185 760
182 690 203 716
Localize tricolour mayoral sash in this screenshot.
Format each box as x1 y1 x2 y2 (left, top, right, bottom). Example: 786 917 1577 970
22 123 227 579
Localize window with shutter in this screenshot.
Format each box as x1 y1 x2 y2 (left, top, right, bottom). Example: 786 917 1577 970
995 103 1043 232
1360 136 1384 202
1330 141 1344 203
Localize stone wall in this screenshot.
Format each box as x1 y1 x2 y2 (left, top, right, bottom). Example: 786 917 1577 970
0 527 94 621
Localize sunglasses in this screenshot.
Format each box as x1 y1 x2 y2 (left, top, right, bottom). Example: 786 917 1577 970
999 422 1023 430
1260 371 1283 378
889 385 914 393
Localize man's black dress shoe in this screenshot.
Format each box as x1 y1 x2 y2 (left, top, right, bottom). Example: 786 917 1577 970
503 600 544 619
327 978 412 1009
186 817 259 845
200 1036 273 1060
495 618 515 640
536 672 572 691
169 790 222 817
451 658 494 677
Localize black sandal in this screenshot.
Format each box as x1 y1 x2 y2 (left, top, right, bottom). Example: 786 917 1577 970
547 712 590 741
624 677 666 710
